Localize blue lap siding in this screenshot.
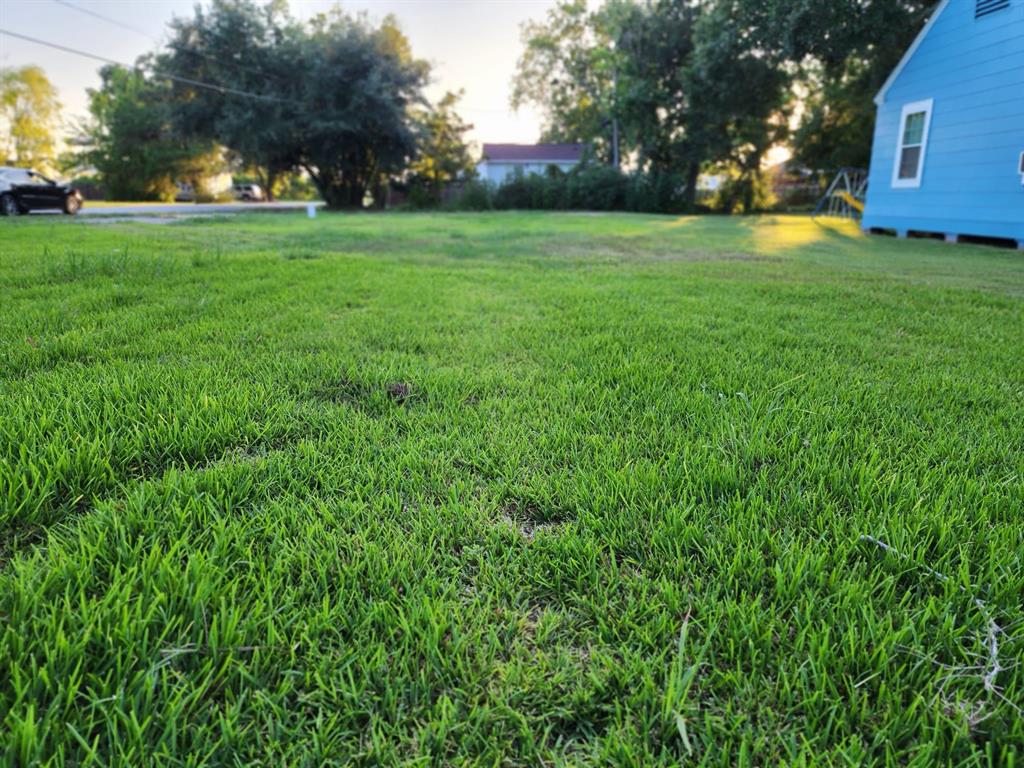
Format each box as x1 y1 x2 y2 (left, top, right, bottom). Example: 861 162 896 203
863 0 1024 243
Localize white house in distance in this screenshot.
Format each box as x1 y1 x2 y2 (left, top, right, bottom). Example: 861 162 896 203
477 143 584 185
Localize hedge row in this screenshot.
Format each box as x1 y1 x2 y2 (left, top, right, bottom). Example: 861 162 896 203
446 166 692 214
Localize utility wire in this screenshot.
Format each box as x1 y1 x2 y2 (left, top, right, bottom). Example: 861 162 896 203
0 28 295 104
49 0 289 85
51 0 156 41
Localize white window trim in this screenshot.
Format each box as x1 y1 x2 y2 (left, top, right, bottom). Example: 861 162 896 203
892 99 934 189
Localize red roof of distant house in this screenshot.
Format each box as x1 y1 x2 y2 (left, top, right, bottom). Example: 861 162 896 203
481 143 584 162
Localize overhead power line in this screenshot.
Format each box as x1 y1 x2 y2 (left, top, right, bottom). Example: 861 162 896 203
0 28 295 104
49 0 288 85
51 0 156 41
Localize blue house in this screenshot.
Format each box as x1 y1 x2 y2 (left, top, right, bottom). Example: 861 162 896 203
862 0 1024 248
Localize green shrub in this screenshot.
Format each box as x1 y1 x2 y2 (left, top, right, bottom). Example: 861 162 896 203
404 182 436 209
446 180 494 211
493 173 535 210
625 171 687 214
567 165 627 211
421 163 697 215
708 168 778 214
275 174 320 202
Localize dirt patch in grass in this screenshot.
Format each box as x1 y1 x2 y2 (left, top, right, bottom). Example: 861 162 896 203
499 499 572 541
198 444 274 472
309 376 422 415
386 381 415 403
502 513 560 541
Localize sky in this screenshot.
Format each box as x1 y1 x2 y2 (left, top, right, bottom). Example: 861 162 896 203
0 0 558 148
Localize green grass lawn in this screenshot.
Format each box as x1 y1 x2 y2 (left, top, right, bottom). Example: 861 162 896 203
1 212 1022 766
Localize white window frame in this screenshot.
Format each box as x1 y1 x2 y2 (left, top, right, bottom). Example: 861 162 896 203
892 99 934 189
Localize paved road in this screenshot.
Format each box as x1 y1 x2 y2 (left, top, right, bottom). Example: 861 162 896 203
77 201 323 217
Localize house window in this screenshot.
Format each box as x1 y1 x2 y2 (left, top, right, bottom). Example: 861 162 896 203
976 0 1010 19
892 99 933 189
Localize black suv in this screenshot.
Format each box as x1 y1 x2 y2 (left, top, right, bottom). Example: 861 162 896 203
0 167 83 216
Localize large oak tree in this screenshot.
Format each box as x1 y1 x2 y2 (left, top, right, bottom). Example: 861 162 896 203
162 1 430 209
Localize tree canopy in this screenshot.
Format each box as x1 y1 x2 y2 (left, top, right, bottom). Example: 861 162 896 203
83 64 222 201
511 0 621 156
65 0 939 210
512 0 939 208
160 0 299 200
407 90 477 203
0 65 61 172
159 1 431 208
733 0 938 169
70 0 443 207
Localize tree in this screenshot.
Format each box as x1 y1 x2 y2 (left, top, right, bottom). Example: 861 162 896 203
162 0 300 200
791 60 879 170
513 0 938 210
407 91 476 203
610 0 698 174
730 0 938 170
83 64 221 201
680 0 792 211
511 0 623 162
0 66 61 172
161 2 429 209
298 11 428 208
532 0 786 210
511 0 790 211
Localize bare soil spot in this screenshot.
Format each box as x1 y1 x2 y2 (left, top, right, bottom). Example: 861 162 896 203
499 499 572 541
308 376 422 416
386 381 414 403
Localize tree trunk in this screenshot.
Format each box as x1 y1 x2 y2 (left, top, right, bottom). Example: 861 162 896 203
264 168 278 202
322 180 366 209
682 161 700 213
432 169 443 206
303 163 372 210
253 167 271 202
741 152 763 213
742 175 755 214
